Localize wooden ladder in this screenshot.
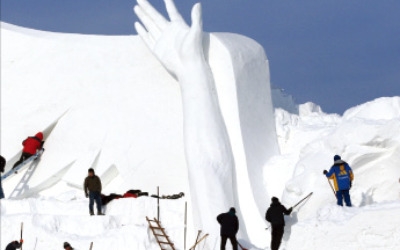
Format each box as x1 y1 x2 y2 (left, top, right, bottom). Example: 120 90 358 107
146 216 175 250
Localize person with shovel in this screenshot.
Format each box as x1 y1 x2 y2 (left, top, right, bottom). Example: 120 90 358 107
217 207 239 250
265 197 292 250
63 242 74 250
323 155 354 207
5 239 23 250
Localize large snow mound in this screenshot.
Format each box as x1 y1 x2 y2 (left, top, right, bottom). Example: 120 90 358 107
266 96 400 249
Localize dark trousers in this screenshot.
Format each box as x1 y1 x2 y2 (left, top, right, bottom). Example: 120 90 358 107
271 224 284 250
0 177 4 199
89 191 102 213
336 190 351 207
13 152 33 169
220 235 238 250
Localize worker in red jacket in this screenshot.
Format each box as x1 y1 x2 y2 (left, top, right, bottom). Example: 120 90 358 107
13 132 44 169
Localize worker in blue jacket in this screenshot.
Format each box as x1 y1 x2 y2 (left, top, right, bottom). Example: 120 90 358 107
323 155 354 206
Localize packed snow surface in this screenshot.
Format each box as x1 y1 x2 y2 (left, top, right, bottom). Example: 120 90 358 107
1 22 400 250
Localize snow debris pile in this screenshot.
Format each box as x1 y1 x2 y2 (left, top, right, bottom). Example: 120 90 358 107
268 96 400 250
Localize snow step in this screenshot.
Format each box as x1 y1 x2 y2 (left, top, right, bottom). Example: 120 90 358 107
146 216 175 250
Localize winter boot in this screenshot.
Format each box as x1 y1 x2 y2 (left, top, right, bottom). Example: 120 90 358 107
90 210 94 216
97 211 105 216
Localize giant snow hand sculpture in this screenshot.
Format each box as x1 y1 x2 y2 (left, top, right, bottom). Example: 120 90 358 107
134 0 238 244
134 0 203 80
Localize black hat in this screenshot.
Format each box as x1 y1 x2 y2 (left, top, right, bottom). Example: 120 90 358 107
334 155 341 161
64 242 71 248
229 207 236 213
271 197 279 202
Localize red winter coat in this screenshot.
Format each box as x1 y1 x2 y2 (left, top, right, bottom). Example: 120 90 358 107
123 192 138 198
22 132 43 155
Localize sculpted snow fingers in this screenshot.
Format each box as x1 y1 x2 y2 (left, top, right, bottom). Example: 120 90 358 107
134 0 204 79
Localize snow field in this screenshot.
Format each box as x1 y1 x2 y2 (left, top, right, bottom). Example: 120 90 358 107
1 20 400 250
285 202 400 250
1 195 187 250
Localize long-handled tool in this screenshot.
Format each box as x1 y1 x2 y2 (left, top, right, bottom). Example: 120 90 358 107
21 222 23 250
238 242 249 250
292 192 313 209
265 192 313 230
33 237 38 250
326 178 336 198
189 233 208 250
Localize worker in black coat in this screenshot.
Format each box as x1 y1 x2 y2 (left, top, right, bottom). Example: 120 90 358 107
217 207 239 250
266 197 292 250
5 240 23 250
0 155 6 199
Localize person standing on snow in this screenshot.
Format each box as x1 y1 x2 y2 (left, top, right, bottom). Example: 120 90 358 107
5 239 23 250
0 155 6 199
323 155 354 207
216 207 239 250
63 242 74 250
266 197 292 250
12 132 44 169
83 168 104 215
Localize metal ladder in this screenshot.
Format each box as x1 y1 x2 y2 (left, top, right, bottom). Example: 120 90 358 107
8 153 42 199
8 159 39 199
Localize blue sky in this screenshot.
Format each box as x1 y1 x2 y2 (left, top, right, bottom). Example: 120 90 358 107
1 0 399 114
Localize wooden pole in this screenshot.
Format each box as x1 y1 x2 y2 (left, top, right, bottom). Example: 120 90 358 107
292 192 313 209
189 233 208 250
157 186 160 221
20 222 23 250
327 178 336 197
89 242 93 250
33 237 38 250
238 242 249 250
193 230 201 250
184 202 187 250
